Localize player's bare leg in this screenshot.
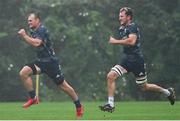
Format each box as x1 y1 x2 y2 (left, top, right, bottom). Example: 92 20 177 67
59 80 84 118
99 71 118 113
99 65 127 113
19 65 40 108
19 66 34 91
139 82 176 105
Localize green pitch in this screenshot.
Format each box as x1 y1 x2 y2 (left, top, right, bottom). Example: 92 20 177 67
0 101 179 120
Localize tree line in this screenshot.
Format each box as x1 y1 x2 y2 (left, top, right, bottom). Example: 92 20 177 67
0 0 179 101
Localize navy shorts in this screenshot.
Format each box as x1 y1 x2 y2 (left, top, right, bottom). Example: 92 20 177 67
26 59 64 85
120 56 147 84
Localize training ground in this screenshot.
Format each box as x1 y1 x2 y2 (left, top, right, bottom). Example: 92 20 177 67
0 101 179 120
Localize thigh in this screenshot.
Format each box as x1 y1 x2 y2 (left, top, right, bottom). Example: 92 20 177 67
20 66 33 75
25 61 42 75
111 64 127 77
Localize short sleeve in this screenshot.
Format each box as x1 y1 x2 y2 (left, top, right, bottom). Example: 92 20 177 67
127 23 138 35
35 26 46 41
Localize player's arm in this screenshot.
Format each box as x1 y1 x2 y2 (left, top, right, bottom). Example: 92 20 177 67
18 29 42 47
109 34 137 46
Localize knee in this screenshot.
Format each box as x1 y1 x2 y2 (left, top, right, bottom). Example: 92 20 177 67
19 66 32 79
19 69 25 78
107 72 117 83
139 83 149 91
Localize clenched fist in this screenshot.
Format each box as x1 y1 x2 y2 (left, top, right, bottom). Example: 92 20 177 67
109 36 116 44
18 29 27 37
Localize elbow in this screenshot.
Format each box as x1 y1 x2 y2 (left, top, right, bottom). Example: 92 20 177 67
34 44 41 47
32 42 41 47
129 42 136 46
128 40 136 46
33 44 40 47
32 40 42 47
32 38 42 47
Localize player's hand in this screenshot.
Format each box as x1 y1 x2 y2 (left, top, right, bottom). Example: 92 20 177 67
18 29 27 37
109 36 116 44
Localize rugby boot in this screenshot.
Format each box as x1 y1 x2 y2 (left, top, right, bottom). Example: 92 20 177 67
76 105 84 118
99 103 115 113
167 87 176 105
23 96 39 108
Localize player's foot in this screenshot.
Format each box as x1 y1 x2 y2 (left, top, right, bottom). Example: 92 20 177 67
167 87 176 105
76 105 84 118
99 103 115 113
22 96 39 108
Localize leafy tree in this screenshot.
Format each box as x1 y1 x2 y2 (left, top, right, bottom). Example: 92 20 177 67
0 0 179 101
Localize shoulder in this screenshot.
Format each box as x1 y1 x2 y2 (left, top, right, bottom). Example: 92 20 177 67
37 24 48 33
127 22 138 29
126 22 139 33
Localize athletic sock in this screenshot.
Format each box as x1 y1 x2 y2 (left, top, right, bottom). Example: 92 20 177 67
28 90 36 99
161 89 170 97
108 96 114 107
74 99 81 108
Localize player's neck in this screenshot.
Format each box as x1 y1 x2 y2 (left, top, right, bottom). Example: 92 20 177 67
34 23 41 31
126 20 132 26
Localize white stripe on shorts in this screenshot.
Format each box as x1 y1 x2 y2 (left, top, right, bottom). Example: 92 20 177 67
136 76 147 84
111 65 123 76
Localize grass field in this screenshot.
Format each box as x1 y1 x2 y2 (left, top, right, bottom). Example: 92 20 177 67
0 101 179 120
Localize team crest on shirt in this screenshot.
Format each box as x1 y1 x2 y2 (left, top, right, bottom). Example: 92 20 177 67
139 72 144 76
56 74 60 78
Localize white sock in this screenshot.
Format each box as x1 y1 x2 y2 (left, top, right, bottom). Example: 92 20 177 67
161 89 170 97
108 96 114 107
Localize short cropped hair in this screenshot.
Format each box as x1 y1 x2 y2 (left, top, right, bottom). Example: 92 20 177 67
28 11 41 20
120 7 133 19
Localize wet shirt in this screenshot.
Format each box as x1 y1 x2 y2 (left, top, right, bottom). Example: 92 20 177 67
30 24 57 61
118 22 143 61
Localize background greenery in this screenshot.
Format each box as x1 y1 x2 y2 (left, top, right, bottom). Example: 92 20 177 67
0 0 179 102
